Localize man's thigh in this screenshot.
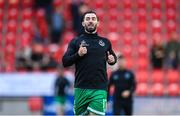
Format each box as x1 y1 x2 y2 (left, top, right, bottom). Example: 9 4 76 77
74 88 90 115
87 90 107 115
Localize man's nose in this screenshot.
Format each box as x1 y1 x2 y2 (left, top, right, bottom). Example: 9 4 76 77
89 18 94 22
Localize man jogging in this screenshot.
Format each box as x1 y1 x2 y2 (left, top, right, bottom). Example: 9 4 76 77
62 11 117 115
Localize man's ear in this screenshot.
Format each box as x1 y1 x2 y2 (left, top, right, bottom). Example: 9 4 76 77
82 22 85 27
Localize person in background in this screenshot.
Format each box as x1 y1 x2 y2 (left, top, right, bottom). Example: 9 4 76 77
150 38 165 69
108 54 136 115
27 43 44 71
164 32 180 69
54 65 70 115
50 7 65 43
34 0 53 24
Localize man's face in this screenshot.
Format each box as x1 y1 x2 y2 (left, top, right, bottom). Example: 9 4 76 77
82 13 99 33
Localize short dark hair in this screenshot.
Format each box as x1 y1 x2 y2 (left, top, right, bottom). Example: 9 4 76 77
81 10 99 22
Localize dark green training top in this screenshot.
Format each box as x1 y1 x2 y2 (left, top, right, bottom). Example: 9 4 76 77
62 32 117 90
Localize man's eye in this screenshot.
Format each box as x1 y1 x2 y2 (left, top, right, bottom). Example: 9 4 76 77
92 17 96 20
86 17 90 20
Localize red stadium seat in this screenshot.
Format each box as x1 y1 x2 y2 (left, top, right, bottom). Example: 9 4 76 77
166 8 176 21
126 57 133 69
151 83 164 96
123 0 131 9
166 0 175 8
95 0 104 9
151 0 161 9
108 0 118 9
0 0 5 8
137 20 147 32
7 20 17 33
122 32 133 45
137 9 146 21
38 20 48 38
5 63 15 72
166 70 179 83
137 0 146 9
96 9 105 21
19 32 32 48
152 33 163 44
22 9 33 20
137 45 148 58
22 0 33 9
4 45 15 64
5 32 16 46
0 21 2 32
62 32 75 44
136 32 148 45
8 8 18 20
122 45 132 58
136 83 148 96
166 20 176 33
108 21 118 32
53 0 62 8
0 33 2 43
36 9 45 22
136 70 149 83
123 9 132 20
151 9 161 19
167 83 179 96
123 20 132 33
151 69 164 83
28 97 42 112
21 20 33 33
152 20 162 33
109 9 118 21
8 0 19 8
137 57 148 70
0 9 3 21
107 32 120 48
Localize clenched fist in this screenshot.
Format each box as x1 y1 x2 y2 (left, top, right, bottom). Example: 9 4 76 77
107 51 115 64
78 44 87 56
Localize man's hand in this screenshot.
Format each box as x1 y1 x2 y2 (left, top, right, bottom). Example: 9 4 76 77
121 90 130 98
107 51 115 64
78 44 87 56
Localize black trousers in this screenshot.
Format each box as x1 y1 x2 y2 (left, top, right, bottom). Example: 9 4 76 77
113 100 133 115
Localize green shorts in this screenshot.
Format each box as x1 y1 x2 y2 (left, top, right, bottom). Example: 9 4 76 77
55 96 66 105
74 88 107 115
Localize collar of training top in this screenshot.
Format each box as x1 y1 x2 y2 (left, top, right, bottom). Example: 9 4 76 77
83 31 98 37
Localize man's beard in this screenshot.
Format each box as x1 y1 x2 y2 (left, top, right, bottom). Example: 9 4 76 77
84 25 97 33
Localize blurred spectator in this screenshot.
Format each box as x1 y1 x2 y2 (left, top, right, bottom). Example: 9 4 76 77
27 43 44 71
33 26 44 43
108 54 136 115
50 7 65 44
164 32 180 69
150 39 165 69
15 46 31 71
41 53 58 71
70 0 89 35
34 0 53 24
54 65 70 115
